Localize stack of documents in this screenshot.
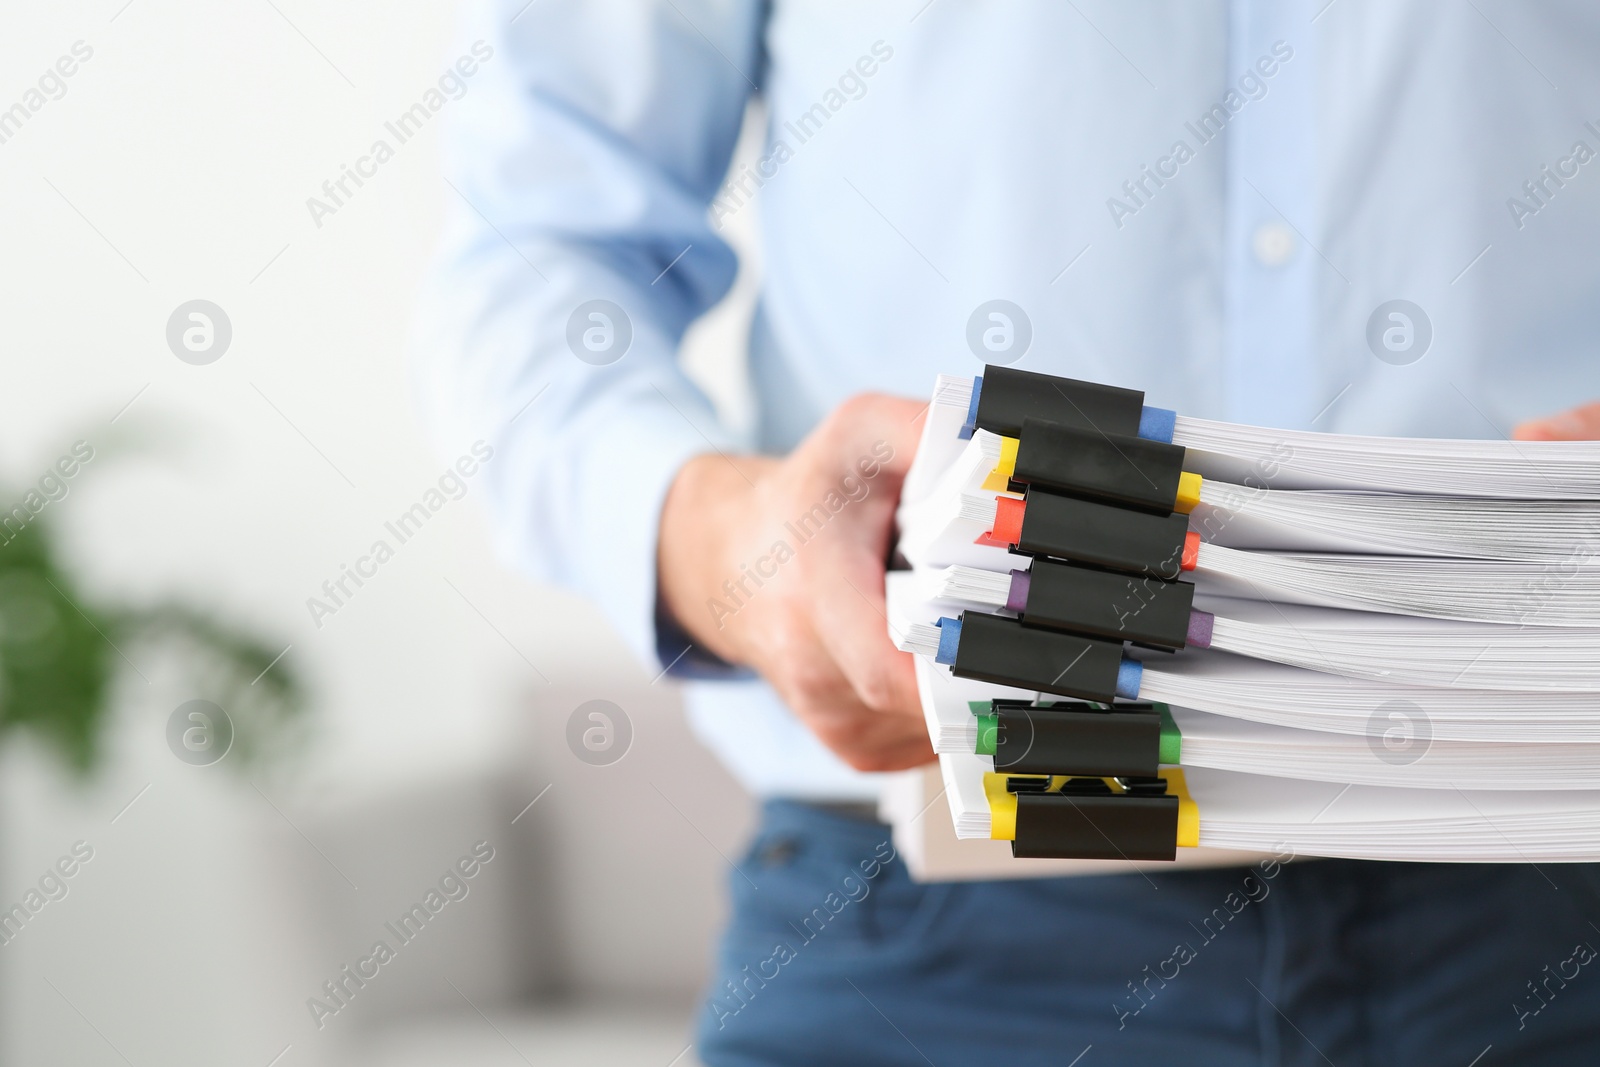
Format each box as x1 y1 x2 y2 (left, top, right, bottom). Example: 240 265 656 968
888 368 1600 868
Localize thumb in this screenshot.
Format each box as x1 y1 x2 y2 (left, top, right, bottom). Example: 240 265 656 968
856 394 929 481
1513 401 1600 441
814 393 928 482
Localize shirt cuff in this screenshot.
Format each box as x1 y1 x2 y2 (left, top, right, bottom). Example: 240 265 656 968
554 399 741 679
654 593 756 681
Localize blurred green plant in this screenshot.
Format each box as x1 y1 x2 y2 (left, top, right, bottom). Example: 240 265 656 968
0 503 305 776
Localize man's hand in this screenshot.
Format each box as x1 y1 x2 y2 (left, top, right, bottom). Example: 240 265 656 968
657 394 932 772
1514 402 1600 441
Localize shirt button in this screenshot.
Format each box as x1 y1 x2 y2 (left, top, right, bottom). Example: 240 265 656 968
1251 222 1296 267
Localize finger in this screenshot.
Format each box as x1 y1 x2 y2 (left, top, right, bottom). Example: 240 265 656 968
762 615 927 767
801 680 933 771
779 395 927 714
866 395 931 479
840 733 935 773
808 546 921 716
1513 401 1600 441
812 393 928 486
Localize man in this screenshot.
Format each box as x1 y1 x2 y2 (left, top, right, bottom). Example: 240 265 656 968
414 1 1600 1062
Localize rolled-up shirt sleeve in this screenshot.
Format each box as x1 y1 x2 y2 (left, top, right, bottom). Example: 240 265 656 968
412 0 765 671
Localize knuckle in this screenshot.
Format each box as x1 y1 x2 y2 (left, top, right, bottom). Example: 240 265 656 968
820 393 882 445
855 676 900 711
853 661 910 711
759 604 814 655
780 661 836 708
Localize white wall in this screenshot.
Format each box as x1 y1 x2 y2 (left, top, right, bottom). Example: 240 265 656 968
0 2 762 1063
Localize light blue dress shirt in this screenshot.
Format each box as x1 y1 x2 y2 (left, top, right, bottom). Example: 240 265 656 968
414 0 1600 799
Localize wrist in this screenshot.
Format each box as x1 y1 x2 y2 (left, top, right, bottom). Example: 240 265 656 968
657 452 776 663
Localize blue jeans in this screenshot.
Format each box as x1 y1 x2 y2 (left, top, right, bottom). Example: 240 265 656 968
696 799 1600 1066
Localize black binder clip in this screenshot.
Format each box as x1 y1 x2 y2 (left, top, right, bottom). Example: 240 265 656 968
1012 417 1188 515
1011 557 1197 651
993 489 1193 580
1009 775 1180 862
935 612 1137 703
972 366 1147 440
984 700 1165 777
